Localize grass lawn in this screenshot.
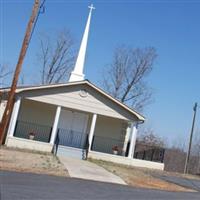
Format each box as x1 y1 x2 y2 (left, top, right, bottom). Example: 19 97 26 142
90 159 198 192
0 146 68 177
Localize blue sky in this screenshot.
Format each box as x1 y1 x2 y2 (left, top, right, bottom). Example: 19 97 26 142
1 0 200 145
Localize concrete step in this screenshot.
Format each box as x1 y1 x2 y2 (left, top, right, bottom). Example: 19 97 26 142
56 145 86 160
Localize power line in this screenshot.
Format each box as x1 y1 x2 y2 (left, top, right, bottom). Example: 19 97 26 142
29 0 46 47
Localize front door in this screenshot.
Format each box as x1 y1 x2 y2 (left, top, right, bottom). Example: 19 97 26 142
57 110 88 149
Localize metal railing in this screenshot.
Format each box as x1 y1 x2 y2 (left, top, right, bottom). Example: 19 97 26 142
134 148 165 163
14 120 52 143
56 128 88 149
91 135 126 156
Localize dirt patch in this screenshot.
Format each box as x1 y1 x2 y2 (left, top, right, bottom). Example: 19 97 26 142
90 159 196 192
0 146 68 177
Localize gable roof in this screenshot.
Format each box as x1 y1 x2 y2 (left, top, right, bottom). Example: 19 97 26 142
0 80 145 121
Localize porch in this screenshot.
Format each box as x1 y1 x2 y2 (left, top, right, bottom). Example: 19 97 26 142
12 120 129 156
5 98 165 170
6 99 134 158
12 118 165 163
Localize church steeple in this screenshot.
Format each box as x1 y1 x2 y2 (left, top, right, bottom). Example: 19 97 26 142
69 4 95 82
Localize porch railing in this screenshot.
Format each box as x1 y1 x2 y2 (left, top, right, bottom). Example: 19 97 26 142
56 128 88 149
134 148 165 163
91 135 126 156
14 120 52 143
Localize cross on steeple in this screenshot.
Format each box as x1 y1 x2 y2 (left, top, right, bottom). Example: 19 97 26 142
88 4 95 11
69 4 95 82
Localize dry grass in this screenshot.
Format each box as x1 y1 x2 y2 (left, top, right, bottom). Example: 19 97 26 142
90 159 196 192
0 146 68 177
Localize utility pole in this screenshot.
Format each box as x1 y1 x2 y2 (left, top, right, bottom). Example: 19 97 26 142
0 0 40 144
184 102 198 174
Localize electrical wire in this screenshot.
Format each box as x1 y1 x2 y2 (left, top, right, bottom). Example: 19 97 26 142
28 0 46 45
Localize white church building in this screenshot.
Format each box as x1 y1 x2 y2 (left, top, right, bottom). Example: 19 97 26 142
0 5 164 170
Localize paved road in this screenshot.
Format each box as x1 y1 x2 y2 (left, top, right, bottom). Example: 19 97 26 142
59 156 126 185
153 174 200 192
0 171 200 200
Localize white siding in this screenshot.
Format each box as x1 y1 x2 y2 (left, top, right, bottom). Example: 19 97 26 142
18 85 137 121
95 116 126 140
92 115 129 154
18 99 56 127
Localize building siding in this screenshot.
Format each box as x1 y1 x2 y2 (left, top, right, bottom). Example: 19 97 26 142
17 85 137 121
94 116 126 140
92 115 128 154
18 99 56 127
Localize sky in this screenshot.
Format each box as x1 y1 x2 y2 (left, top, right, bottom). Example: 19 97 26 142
1 0 200 146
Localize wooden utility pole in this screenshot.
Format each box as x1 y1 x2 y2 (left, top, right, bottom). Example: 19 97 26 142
184 102 198 174
0 0 40 144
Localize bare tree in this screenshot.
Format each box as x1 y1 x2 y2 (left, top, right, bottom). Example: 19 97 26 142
138 133 165 148
0 64 12 87
163 132 200 174
137 127 166 148
189 129 200 174
164 147 186 173
102 46 157 111
37 31 75 84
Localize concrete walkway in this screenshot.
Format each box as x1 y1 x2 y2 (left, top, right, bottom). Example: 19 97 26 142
59 156 126 185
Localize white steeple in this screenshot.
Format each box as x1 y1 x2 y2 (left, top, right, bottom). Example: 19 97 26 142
69 4 95 82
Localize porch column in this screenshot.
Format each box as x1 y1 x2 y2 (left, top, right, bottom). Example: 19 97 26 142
50 106 61 144
88 113 97 151
128 123 138 158
122 122 131 156
8 98 21 137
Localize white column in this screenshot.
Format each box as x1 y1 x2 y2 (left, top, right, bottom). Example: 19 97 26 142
128 123 138 158
8 98 21 137
88 113 97 151
50 106 61 144
122 122 131 156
